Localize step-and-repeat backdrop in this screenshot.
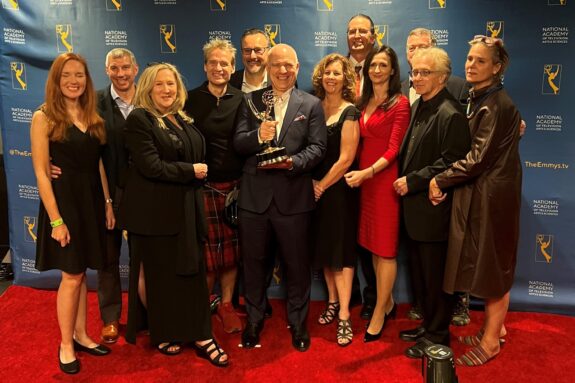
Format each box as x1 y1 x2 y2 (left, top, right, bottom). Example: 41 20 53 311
1 0 572 315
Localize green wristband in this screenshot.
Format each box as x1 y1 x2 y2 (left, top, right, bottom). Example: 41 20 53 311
50 218 64 228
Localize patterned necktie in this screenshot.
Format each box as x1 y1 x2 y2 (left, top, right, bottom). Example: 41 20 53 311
355 65 362 98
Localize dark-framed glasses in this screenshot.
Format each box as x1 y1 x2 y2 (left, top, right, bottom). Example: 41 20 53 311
242 47 267 55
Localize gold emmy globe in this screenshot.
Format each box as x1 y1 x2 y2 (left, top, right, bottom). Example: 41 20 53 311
247 90 290 169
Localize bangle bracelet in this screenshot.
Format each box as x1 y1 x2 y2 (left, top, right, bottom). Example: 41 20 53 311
370 166 375 177
50 218 64 228
105 198 113 204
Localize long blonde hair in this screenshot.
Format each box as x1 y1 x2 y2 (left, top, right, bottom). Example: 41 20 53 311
42 53 105 143
133 62 191 129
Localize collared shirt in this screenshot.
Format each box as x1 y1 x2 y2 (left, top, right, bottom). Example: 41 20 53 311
274 87 293 140
242 71 268 93
110 85 135 119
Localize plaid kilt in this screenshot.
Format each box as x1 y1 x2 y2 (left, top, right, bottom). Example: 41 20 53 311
203 180 240 272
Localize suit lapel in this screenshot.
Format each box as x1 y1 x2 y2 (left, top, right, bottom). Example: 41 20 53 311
400 99 423 172
278 89 302 145
103 85 116 124
400 99 419 167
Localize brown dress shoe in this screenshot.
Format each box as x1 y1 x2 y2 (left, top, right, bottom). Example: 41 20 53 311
101 321 119 343
217 302 243 334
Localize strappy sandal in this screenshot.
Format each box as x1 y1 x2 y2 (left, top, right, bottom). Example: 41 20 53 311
336 318 353 347
456 345 497 366
318 301 339 325
157 342 182 356
458 328 506 347
194 339 229 368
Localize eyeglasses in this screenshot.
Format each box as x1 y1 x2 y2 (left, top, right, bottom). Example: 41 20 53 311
470 35 503 47
242 47 267 55
347 28 371 37
409 69 439 78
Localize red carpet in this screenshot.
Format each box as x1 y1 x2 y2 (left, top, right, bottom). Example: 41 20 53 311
0 286 572 382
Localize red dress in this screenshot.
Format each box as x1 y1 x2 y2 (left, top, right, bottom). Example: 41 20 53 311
358 95 410 258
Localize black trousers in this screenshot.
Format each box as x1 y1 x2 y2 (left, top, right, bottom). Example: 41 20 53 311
239 202 311 327
406 238 454 345
97 228 123 324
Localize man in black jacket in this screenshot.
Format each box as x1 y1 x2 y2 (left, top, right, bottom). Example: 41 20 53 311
394 47 470 358
401 28 472 326
96 48 138 343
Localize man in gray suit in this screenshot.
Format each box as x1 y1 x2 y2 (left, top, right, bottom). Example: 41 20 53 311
234 44 326 352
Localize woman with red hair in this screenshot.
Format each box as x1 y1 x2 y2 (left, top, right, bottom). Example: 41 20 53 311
31 53 115 374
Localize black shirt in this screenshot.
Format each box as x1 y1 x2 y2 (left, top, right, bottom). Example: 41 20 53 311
185 81 244 182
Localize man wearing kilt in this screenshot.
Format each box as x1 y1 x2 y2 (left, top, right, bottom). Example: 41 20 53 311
185 38 244 333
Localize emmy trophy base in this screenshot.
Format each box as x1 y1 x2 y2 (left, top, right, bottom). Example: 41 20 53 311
256 146 290 169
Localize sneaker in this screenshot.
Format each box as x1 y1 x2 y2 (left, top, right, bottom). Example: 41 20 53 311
406 305 423 321
451 293 471 326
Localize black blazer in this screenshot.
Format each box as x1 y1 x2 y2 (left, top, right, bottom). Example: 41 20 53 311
233 87 326 215
118 108 205 235
401 75 470 105
398 88 470 242
97 85 129 203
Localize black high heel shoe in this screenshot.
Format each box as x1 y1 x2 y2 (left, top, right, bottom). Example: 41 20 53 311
385 302 397 320
58 347 80 374
364 302 396 342
73 340 111 356
364 327 383 342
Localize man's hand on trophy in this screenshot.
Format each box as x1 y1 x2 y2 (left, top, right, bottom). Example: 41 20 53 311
260 156 293 170
258 120 278 142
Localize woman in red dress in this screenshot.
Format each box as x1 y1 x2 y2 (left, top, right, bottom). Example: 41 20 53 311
345 45 410 342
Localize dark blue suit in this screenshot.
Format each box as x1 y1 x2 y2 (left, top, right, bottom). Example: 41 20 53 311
234 87 326 327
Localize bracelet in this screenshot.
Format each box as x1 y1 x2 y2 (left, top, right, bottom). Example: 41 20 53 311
370 165 375 177
50 218 64 228
105 198 113 204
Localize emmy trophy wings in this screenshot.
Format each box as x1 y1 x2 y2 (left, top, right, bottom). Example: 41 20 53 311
247 90 278 122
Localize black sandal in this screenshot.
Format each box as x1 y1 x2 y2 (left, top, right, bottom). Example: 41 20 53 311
318 301 340 325
337 318 353 347
194 339 229 368
157 342 182 356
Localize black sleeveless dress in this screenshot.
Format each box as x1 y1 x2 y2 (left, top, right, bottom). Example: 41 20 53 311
312 105 360 270
35 125 106 274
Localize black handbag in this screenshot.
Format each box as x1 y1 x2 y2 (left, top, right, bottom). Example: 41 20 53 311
223 186 239 228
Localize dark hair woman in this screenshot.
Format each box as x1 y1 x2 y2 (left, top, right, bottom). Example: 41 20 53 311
344 45 410 342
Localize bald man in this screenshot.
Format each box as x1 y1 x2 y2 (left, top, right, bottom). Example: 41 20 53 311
234 44 326 352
